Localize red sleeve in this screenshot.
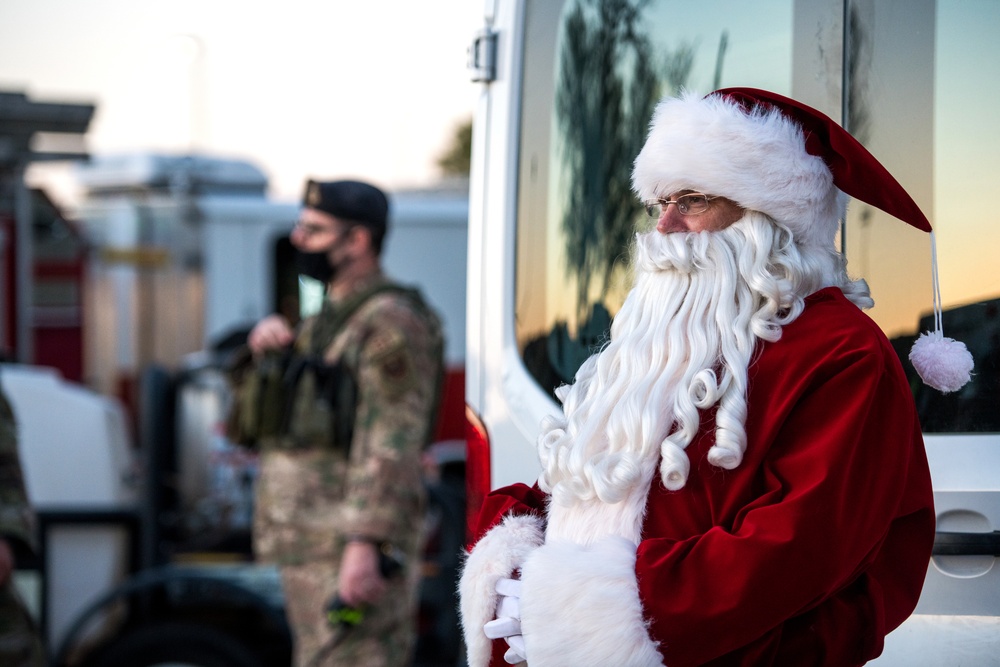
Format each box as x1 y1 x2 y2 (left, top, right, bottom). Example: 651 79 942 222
469 482 548 547
466 482 550 667
636 341 934 666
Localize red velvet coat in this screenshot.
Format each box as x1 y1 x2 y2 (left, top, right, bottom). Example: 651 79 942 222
464 287 935 666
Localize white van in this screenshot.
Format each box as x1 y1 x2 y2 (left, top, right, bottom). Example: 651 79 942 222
464 1 1000 664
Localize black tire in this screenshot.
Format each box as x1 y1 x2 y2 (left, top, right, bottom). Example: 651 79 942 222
87 622 264 667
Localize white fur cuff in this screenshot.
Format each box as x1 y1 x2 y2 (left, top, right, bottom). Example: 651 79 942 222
459 513 545 667
519 537 664 666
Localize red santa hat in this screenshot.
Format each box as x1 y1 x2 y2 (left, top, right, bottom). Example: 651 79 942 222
632 87 973 393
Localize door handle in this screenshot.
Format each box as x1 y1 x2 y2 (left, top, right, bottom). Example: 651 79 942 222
933 530 1000 556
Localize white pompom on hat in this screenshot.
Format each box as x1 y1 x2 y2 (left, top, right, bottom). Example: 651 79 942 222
632 87 972 392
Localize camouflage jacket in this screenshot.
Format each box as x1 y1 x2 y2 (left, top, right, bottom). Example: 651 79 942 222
252 270 444 566
0 381 37 560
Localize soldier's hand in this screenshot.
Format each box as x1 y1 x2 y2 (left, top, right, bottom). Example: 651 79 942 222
247 315 295 356
337 540 387 606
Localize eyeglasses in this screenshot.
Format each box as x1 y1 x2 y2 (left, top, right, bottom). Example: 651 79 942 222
644 192 719 218
292 219 339 238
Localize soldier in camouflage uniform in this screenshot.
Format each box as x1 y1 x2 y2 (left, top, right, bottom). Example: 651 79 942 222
241 180 444 666
0 379 45 667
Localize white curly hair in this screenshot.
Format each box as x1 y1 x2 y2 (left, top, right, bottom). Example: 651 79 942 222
537 211 872 504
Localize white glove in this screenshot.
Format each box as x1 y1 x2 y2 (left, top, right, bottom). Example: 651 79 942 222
483 578 526 664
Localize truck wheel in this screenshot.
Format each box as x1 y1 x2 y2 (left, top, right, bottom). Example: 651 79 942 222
87 622 264 667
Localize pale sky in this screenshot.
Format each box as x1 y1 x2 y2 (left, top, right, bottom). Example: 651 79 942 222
0 0 482 207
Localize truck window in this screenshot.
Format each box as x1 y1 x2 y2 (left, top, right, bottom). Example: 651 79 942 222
512 0 999 433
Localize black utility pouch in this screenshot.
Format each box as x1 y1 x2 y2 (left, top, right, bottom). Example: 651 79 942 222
225 347 293 446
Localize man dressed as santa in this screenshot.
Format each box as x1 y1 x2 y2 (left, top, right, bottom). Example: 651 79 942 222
459 89 967 666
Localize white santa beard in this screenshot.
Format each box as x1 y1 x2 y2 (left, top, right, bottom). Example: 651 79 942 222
539 212 834 544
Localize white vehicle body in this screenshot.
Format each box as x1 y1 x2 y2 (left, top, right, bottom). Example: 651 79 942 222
464 0 1000 664
4 363 137 651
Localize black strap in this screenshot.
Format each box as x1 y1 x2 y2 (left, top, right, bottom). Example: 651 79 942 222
285 282 432 450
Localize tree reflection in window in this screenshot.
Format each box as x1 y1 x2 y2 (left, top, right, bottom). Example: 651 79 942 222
525 0 701 393
555 0 674 317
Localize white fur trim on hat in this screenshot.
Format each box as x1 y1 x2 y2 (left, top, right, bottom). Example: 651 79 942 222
459 513 545 667
632 90 844 249
518 537 664 666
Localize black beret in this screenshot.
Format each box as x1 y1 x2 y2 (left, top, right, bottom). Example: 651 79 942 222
303 179 389 230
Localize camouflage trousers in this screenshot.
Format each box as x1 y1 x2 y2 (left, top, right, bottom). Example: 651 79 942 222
281 561 418 667
0 583 44 667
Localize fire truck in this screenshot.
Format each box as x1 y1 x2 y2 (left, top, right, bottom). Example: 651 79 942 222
4 152 468 666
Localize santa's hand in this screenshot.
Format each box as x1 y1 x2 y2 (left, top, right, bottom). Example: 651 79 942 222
484 578 526 664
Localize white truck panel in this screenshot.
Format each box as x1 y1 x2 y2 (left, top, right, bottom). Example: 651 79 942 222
3 364 135 506
1 363 137 650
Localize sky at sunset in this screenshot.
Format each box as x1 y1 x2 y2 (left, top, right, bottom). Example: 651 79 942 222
1 0 481 206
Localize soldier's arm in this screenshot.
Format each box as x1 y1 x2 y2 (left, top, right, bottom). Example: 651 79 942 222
0 388 38 574
340 296 442 544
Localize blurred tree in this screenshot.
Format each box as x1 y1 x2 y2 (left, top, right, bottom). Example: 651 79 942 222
846 4 872 146
437 118 473 177
845 3 872 260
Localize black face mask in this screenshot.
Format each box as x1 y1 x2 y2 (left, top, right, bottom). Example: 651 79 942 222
295 249 336 283
295 222 358 284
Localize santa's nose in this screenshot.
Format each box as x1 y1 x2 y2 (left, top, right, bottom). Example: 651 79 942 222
656 202 689 234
